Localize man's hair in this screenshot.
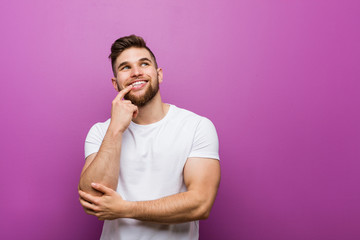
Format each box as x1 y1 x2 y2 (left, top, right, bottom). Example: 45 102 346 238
109 35 158 76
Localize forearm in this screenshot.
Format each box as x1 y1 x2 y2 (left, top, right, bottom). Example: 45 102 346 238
125 190 213 224
79 127 122 195
79 158 220 222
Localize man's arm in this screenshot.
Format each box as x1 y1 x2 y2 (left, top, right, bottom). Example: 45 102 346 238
78 134 122 196
78 157 221 223
78 85 137 196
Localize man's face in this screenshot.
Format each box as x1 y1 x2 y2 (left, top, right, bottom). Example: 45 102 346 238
112 47 163 107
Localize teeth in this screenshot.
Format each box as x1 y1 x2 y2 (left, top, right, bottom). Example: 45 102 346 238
132 81 146 87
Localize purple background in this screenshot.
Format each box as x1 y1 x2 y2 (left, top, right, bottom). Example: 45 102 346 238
1 0 359 239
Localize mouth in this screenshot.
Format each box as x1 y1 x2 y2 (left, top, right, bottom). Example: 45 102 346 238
128 80 148 90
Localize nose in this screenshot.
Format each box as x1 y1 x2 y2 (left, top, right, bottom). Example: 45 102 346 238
131 65 143 77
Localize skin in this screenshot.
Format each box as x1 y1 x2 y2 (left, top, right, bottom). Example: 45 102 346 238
78 47 221 223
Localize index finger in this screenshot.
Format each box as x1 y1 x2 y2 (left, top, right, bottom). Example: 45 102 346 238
115 85 133 101
91 183 113 195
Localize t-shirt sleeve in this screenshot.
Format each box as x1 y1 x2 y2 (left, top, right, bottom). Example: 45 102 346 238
84 123 106 159
188 117 220 160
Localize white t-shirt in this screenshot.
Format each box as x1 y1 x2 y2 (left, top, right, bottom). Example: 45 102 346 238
85 105 219 240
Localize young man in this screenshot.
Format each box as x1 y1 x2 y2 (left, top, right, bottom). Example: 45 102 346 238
78 35 220 240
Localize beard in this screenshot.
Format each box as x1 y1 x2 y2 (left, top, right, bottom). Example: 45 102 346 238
119 75 160 107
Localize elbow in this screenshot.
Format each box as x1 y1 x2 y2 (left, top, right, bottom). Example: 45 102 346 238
77 177 95 194
78 176 87 192
78 182 85 192
197 208 211 220
197 213 209 221
190 192 216 221
194 202 213 220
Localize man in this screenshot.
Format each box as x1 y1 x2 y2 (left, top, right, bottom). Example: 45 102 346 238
78 35 220 240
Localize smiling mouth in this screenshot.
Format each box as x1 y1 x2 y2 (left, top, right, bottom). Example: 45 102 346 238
131 80 147 87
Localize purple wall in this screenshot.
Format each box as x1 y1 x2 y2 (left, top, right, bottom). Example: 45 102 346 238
1 0 359 239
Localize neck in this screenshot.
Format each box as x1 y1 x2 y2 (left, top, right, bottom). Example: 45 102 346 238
132 92 169 125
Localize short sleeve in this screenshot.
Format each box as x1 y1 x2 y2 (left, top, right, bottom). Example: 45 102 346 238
84 122 108 159
188 117 220 160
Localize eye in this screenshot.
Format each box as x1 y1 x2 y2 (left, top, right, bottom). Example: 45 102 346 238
121 66 130 70
141 62 149 67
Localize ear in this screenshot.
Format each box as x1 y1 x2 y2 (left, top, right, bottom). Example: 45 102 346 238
111 77 120 92
157 68 163 84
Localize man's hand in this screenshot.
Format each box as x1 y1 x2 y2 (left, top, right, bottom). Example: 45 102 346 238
110 85 138 134
79 183 128 220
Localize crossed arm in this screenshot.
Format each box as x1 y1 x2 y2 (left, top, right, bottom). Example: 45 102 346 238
78 154 220 223
78 86 220 223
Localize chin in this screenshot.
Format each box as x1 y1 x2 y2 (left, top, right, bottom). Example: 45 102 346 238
125 83 159 107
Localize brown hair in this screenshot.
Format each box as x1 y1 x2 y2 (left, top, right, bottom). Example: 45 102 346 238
109 35 158 76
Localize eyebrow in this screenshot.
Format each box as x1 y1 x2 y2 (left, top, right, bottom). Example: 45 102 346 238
117 58 152 70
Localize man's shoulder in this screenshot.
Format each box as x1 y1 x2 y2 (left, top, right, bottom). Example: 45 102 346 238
87 118 111 135
170 105 214 126
170 105 203 121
